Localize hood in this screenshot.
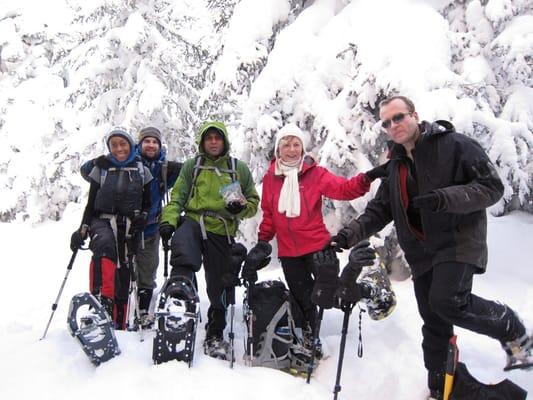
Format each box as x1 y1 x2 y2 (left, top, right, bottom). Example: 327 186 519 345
196 121 230 157
105 126 136 167
422 120 455 137
386 120 455 158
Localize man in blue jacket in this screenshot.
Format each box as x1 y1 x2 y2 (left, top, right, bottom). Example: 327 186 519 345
134 127 181 327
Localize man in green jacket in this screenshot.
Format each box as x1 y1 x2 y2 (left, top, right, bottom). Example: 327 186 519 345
160 121 259 360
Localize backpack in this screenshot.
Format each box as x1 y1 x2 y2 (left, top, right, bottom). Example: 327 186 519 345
449 362 527 400
185 155 238 206
80 156 146 187
244 280 310 372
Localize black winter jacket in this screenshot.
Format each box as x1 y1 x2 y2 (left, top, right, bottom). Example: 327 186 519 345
346 120 504 277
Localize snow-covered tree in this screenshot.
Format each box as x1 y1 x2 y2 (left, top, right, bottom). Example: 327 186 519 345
0 0 531 275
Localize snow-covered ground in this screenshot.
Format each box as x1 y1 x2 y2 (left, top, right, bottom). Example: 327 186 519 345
0 207 531 400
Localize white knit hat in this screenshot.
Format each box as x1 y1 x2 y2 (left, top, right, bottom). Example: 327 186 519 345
274 123 307 157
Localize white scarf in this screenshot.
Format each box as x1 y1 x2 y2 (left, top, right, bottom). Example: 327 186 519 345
275 158 303 218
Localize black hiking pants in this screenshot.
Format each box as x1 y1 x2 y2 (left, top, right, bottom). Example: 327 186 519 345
170 217 234 339
280 253 317 335
414 261 525 373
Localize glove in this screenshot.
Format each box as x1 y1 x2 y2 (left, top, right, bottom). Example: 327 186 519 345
311 248 340 309
331 227 355 252
412 190 446 212
222 243 248 287
242 241 272 283
335 240 376 305
70 228 87 251
159 223 175 243
226 201 245 215
365 162 389 181
130 212 148 233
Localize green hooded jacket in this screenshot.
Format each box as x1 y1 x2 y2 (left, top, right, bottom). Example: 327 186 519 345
161 121 259 236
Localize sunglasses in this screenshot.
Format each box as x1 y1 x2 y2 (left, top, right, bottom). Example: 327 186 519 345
381 112 412 129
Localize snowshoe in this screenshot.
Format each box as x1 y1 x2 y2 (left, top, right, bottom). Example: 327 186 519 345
358 261 397 320
503 333 533 371
203 336 231 361
67 292 121 366
152 276 199 366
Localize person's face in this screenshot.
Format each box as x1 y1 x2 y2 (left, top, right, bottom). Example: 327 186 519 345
140 137 160 159
108 136 131 161
203 130 225 157
278 136 303 163
379 99 420 149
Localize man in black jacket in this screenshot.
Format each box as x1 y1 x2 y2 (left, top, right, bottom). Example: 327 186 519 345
332 96 532 399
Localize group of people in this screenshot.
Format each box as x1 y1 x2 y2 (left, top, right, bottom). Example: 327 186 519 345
71 95 531 400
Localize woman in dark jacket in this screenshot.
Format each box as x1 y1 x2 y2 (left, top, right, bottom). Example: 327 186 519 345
70 127 152 329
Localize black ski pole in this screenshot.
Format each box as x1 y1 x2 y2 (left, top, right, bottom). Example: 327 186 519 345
163 241 169 280
40 249 78 340
244 281 255 366
333 302 355 400
228 287 236 368
306 306 324 383
127 232 144 342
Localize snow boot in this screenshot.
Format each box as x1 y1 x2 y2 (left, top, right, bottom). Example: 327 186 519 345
203 336 231 361
427 370 444 400
502 333 533 371
138 288 153 311
303 329 323 360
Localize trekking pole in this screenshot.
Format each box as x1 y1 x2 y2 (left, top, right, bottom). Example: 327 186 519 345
245 281 254 366
228 289 236 368
40 250 78 340
306 306 324 383
126 233 144 342
163 240 169 280
333 302 355 400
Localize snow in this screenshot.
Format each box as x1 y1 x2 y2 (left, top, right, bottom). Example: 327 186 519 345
0 210 531 400
0 0 532 398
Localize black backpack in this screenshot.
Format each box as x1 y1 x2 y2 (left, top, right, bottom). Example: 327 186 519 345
244 280 310 372
450 362 527 400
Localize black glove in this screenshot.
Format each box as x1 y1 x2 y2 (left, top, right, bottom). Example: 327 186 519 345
226 201 245 215
130 212 148 233
335 240 376 305
242 241 272 283
70 229 87 251
412 190 446 212
311 248 339 309
159 223 175 243
365 162 389 181
222 243 248 287
331 227 354 252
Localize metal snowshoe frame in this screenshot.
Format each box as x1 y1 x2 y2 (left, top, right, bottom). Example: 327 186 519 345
152 275 200 366
67 292 121 366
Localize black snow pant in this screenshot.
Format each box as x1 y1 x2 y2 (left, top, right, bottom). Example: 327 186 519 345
280 253 318 336
413 261 526 375
169 217 234 339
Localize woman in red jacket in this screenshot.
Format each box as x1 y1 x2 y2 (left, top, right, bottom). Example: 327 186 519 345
243 123 386 355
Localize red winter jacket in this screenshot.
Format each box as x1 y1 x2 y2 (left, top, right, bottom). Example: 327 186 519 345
258 156 371 257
